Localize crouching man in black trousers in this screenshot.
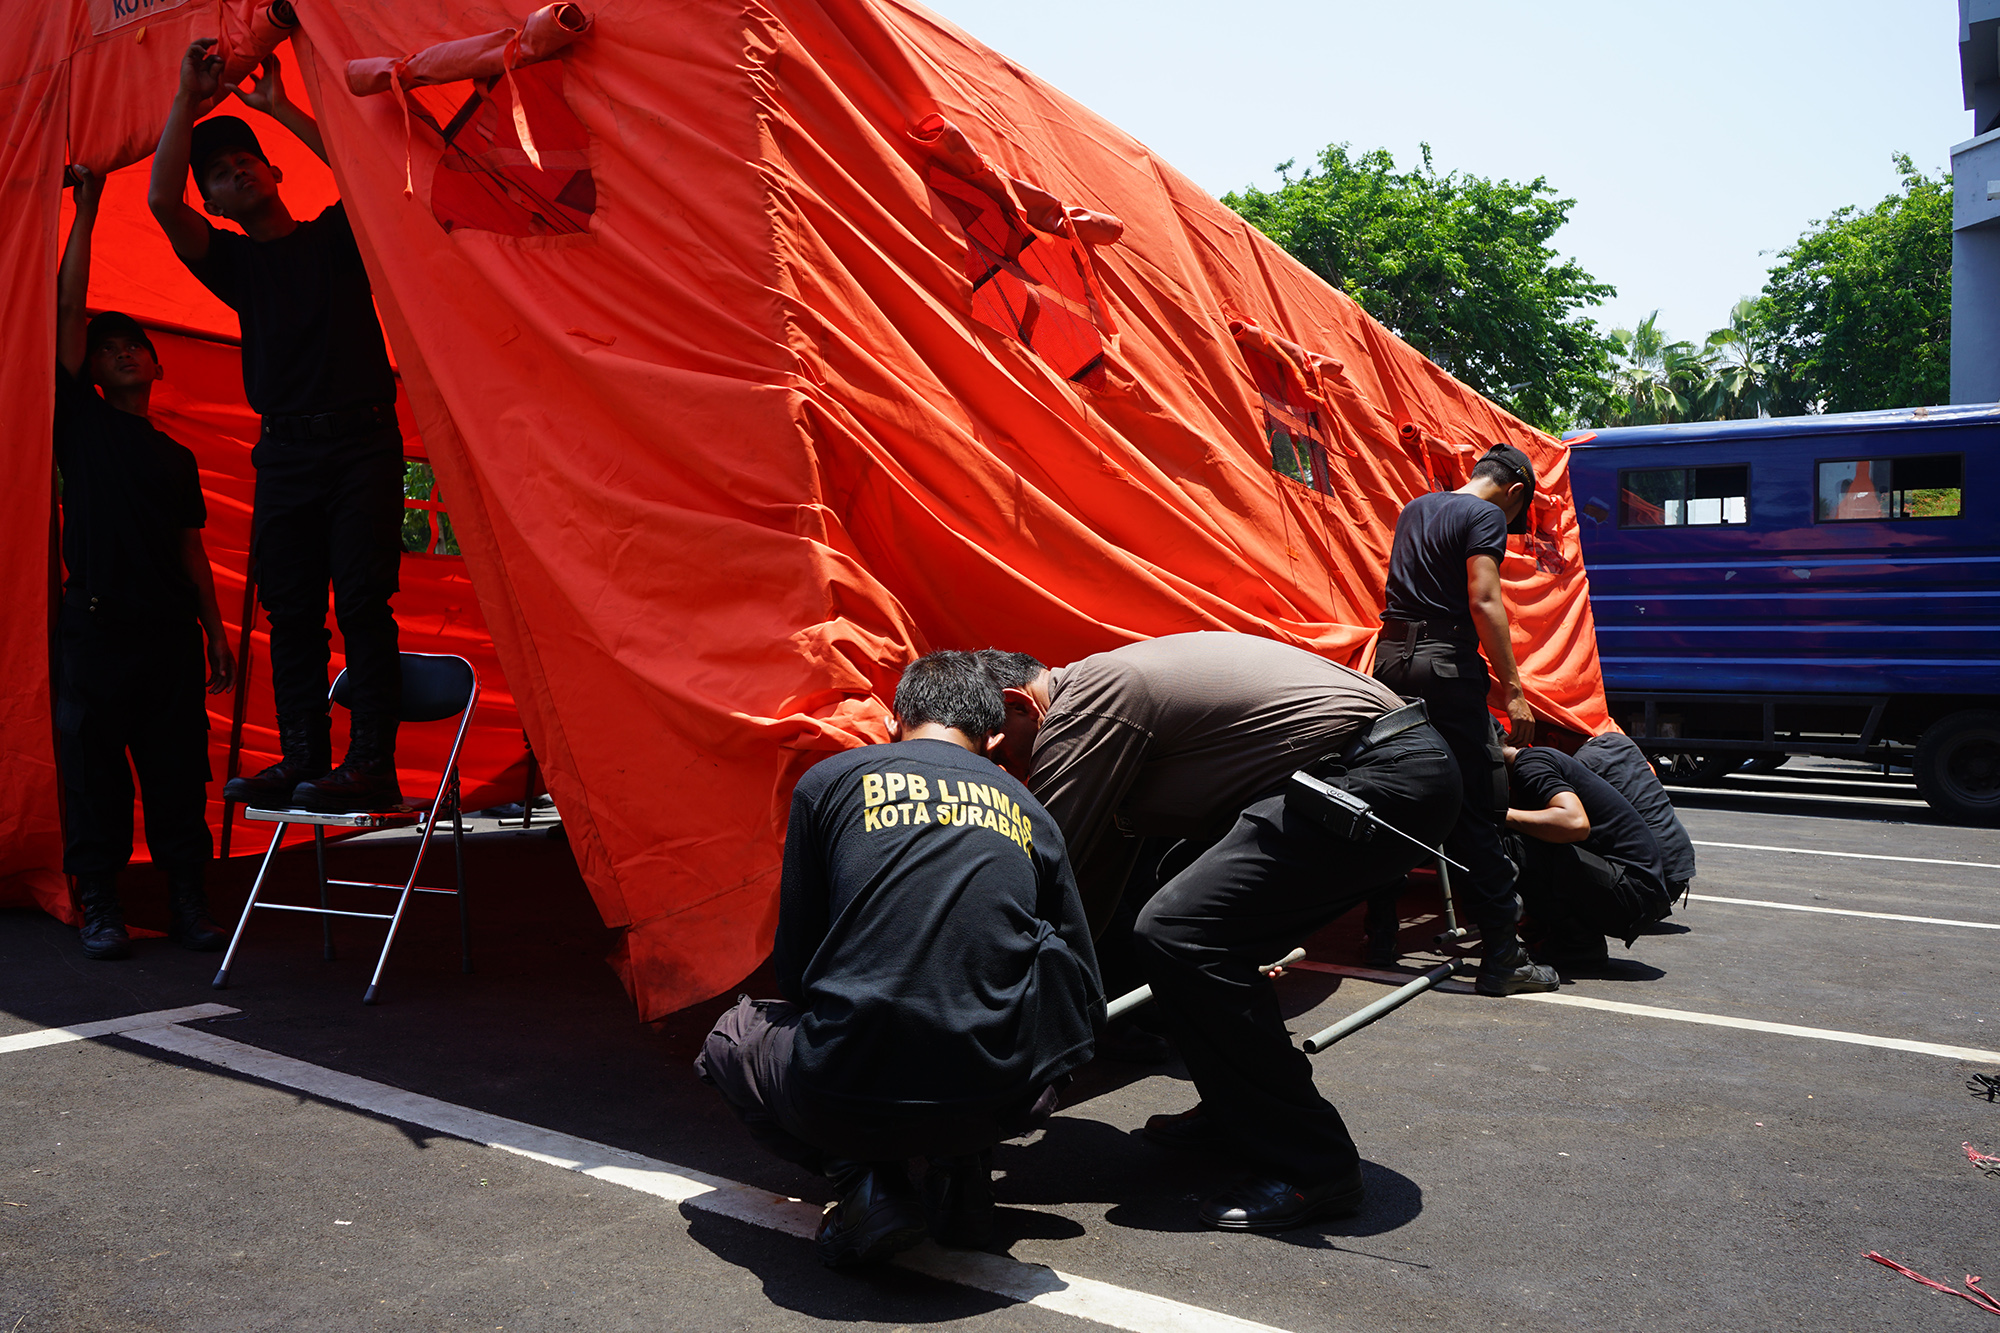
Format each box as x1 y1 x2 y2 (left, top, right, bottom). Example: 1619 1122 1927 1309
1503 745 1675 962
697 651 1102 1269
981 633 1461 1232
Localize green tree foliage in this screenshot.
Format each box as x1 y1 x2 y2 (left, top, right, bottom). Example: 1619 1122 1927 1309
1760 155 1950 414
1223 144 1614 433
1585 300 1777 427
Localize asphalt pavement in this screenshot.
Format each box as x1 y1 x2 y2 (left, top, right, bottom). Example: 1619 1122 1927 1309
4 771 1997 1332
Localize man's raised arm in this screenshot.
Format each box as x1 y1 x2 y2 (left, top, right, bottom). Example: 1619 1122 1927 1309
56 168 102 378
149 40 223 261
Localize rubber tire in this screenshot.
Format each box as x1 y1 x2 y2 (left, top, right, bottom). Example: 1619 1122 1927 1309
1913 710 2000 825
1659 752 1735 786
1738 752 1787 775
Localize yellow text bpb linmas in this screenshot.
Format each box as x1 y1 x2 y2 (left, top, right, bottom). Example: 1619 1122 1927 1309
860 771 1034 854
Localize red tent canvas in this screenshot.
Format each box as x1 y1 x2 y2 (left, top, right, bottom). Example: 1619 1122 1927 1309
3 0 1612 1020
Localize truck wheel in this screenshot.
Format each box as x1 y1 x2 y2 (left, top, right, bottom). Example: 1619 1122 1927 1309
1739 753 1787 774
1914 711 2000 825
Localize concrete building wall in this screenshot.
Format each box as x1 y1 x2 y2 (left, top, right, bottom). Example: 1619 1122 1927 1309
1955 1 2000 401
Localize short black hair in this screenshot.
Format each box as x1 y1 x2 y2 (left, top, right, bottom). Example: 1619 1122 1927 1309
975 649 1046 692
894 650 1004 739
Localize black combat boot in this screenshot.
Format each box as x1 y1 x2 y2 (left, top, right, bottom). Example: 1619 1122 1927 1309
1475 938 1562 995
224 713 331 807
166 872 226 952
75 876 131 961
293 714 404 813
815 1160 927 1269
921 1151 996 1249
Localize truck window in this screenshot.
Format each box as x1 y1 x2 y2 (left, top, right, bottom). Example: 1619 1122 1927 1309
1618 465 1749 527
1814 454 1963 521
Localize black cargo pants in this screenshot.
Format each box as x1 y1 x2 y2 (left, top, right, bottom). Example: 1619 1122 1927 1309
1371 628 1520 937
56 612 212 880
1131 726 1460 1183
250 424 404 724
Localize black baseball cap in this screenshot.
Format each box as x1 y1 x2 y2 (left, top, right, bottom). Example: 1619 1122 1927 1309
1479 443 1537 534
85 311 157 359
189 115 268 192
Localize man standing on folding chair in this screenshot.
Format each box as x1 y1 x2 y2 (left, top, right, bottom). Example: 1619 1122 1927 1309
53 166 235 961
982 633 1460 1232
150 42 405 813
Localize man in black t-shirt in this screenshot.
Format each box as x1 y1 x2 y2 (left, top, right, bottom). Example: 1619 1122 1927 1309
150 42 404 813
1372 445 1560 996
1504 745 1673 959
697 652 1101 1269
1574 732 1696 901
54 166 235 961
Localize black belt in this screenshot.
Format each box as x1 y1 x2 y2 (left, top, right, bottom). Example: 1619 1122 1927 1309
261 403 397 441
1380 617 1479 650
1340 699 1431 762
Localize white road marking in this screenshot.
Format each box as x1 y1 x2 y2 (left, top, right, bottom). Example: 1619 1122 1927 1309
1688 894 2000 930
1690 840 2000 871
1665 785 1930 809
1511 992 2000 1064
120 1023 1290 1333
0 1004 238 1056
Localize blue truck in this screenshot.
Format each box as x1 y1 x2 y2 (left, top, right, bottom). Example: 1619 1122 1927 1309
1562 405 2000 823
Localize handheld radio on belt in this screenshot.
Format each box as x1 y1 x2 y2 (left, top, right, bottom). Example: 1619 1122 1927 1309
1281 770 1468 874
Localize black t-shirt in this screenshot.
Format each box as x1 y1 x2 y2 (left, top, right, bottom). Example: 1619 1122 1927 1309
53 366 206 624
773 738 1103 1115
1383 491 1510 628
1510 747 1667 902
1575 732 1697 888
185 203 397 417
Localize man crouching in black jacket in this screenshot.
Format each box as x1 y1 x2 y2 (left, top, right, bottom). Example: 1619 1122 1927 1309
697 650 1103 1269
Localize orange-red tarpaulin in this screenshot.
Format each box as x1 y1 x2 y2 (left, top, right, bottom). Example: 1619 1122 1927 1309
4 0 1611 1020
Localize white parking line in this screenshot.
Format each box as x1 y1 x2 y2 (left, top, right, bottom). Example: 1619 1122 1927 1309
1690 840 2000 870
0 1003 238 1056
115 1022 1288 1333
1687 894 2000 930
1664 784 1931 809
1513 992 2000 1063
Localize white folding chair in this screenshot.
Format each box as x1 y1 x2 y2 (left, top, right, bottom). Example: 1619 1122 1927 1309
214 652 478 1004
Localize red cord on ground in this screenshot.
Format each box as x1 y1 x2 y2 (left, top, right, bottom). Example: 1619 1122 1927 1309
1966 1142 2000 1176
1866 1253 2000 1315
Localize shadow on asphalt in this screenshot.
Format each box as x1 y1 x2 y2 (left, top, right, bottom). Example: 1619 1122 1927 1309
680 1209 1020 1325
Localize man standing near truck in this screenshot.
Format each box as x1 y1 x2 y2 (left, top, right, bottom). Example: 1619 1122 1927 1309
1371 445 1560 996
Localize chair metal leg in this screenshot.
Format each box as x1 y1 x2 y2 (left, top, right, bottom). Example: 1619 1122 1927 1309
453 778 470 974
314 825 335 961
214 823 287 989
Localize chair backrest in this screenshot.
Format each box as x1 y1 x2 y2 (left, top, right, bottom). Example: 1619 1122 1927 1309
329 653 476 722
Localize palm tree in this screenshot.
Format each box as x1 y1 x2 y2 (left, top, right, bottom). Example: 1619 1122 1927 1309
1704 297 1776 419
1597 312 1719 425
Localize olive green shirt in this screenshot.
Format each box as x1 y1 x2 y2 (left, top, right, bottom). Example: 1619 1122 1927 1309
1027 632 1405 933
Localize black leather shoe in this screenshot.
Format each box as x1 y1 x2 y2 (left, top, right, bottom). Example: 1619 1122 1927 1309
815 1162 927 1269
1140 1104 1225 1153
1475 941 1561 996
167 880 226 953
1198 1167 1365 1232
76 877 130 962
921 1151 995 1249
292 763 404 813
224 714 331 806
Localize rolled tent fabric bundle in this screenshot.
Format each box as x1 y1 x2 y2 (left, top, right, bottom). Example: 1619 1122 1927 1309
218 0 299 88
345 4 592 96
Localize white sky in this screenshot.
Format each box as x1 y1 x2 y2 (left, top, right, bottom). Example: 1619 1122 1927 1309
918 0 1965 345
